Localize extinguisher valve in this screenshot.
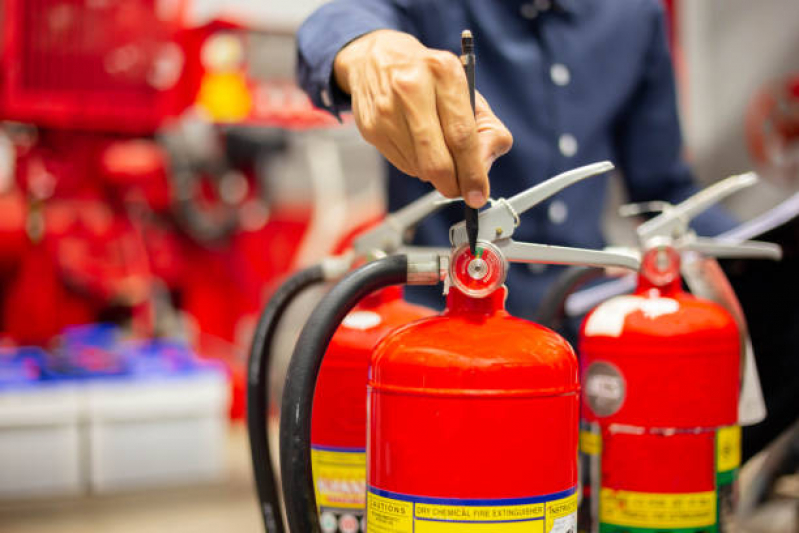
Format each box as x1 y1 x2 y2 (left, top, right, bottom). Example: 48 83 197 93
620 171 783 265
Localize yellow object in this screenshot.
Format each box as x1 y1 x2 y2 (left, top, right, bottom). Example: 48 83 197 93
197 72 253 123
311 448 366 510
717 425 741 473
580 428 602 456
600 489 716 529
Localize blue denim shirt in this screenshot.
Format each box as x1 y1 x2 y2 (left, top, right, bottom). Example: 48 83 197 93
296 0 736 317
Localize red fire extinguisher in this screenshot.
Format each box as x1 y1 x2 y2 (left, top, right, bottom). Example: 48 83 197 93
278 161 642 533
247 190 452 533
577 174 782 533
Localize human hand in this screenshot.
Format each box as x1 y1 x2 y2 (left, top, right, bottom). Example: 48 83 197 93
334 30 513 208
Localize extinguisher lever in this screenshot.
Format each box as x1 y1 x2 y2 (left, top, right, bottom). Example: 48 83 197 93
498 240 641 271
637 172 759 241
449 161 615 246
353 190 454 257
506 161 615 218
680 237 782 261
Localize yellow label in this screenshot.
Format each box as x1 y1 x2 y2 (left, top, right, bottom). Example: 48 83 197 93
600 489 716 529
367 492 414 533
717 425 741 473
366 487 576 533
546 492 578 532
580 429 602 456
311 448 366 510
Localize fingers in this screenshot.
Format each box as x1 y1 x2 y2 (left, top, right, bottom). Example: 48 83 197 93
475 92 514 173
429 51 489 207
341 31 514 208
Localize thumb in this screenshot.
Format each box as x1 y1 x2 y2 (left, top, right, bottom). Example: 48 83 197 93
475 92 513 173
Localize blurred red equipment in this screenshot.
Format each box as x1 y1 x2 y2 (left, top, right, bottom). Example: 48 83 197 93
0 0 203 133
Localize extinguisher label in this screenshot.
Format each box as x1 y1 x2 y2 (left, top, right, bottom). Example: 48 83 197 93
366 486 577 532
580 428 602 456
312 446 367 533
580 424 741 533
716 426 741 475
599 489 717 529
716 426 741 533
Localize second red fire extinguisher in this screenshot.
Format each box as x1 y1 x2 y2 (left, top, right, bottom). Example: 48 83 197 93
247 190 450 533
576 174 782 533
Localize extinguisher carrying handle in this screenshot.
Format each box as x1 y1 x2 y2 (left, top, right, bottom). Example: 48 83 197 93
680 237 782 261
279 254 441 533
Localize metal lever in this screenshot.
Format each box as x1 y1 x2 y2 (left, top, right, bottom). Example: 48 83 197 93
353 190 452 255
507 161 614 218
638 172 758 240
450 161 615 245
681 237 782 260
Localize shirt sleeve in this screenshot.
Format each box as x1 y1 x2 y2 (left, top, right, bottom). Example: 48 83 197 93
296 0 414 118
614 1 737 236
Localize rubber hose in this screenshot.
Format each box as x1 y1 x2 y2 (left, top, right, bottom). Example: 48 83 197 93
533 265 603 331
280 256 409 533
248 265 325 533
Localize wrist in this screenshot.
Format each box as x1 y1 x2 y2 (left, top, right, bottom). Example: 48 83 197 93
333 31 378 95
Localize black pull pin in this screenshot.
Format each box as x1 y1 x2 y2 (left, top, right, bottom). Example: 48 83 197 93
461 29 479 256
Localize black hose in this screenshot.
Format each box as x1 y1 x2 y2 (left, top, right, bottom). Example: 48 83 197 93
533 265 604 332
280 256 410 533
247 265 325 533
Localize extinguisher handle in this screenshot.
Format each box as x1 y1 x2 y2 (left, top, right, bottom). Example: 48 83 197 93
637 172 759 241
507 161 614 217
450 161 615 246
497 240 641 271
352 190 455 256
680 237 782 260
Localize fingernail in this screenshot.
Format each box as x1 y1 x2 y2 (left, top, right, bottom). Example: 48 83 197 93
466 191 486 208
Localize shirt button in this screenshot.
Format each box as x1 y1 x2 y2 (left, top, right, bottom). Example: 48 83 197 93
550 63 571 86
548 200 569 224
559 133 578 157
520 3 539 19
321 89 333 107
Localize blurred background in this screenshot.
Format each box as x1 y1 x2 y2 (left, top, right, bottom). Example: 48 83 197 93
0 0 796 532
